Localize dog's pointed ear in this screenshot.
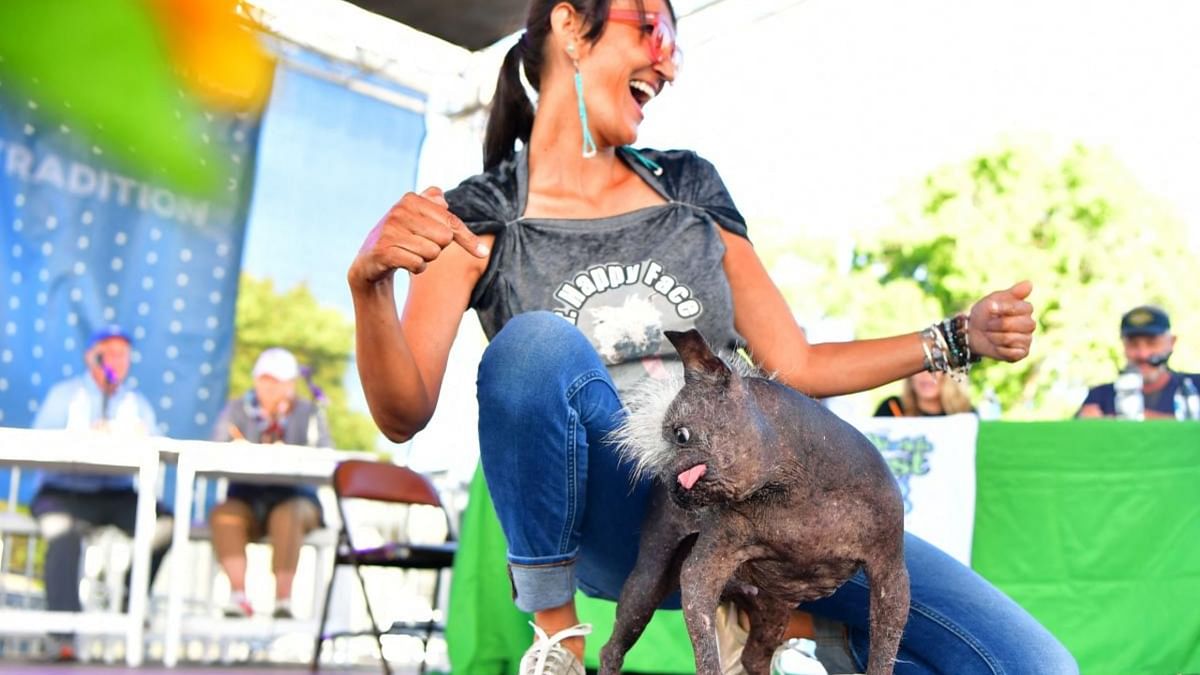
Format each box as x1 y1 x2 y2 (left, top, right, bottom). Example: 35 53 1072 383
665 330 731 381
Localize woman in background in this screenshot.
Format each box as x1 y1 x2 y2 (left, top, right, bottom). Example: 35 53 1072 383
875 370 975 417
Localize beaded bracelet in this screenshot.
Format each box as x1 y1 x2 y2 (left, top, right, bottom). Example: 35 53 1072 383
942 316 970 368
922 314 975 381
949 315 981 366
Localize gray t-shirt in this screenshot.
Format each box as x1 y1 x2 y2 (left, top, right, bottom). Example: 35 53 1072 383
446 147 748 395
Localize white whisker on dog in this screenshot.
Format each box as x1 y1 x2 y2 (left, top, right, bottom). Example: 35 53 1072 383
609 349 768 484
609 368 683 483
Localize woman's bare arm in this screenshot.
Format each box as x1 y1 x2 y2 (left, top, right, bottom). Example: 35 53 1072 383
348 188 491 442
719 230 1034 397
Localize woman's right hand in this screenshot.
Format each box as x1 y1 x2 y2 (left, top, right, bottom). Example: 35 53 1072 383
348 186 490 291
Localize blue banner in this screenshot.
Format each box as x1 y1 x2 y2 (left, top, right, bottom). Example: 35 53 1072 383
0 94 261 454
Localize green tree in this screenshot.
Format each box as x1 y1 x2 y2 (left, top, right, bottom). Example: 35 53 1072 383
758 142 1198 419
868 143 1198 418
228 274 379 451
753 220 943 415
754 222 944 349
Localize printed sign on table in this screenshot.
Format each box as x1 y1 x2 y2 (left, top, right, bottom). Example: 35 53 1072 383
851 413 979 565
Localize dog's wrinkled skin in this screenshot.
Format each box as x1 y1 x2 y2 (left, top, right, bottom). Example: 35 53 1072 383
599 330 909 675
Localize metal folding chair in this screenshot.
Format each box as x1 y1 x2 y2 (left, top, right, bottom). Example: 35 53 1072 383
311 460 456 674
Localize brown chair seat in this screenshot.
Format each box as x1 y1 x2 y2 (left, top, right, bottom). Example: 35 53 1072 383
339 541 456 569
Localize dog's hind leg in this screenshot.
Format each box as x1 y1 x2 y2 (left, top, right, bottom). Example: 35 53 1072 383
740 598 791 675
863 540 910 675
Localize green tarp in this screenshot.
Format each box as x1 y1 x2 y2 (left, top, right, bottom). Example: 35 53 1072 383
972 421 1200 675
448 421 1200 674
445 464 694 674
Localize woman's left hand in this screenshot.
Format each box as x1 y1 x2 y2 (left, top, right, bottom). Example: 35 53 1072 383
967 281 1036 362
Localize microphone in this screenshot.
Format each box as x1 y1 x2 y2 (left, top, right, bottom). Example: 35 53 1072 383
299 365 327 407
1147 351 1172 368
95 352 116 420
94 353 117 386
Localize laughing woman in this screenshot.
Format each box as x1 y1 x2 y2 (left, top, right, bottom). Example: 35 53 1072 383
348 1 1077 674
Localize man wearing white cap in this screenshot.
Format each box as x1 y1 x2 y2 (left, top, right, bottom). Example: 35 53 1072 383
209 347 331 619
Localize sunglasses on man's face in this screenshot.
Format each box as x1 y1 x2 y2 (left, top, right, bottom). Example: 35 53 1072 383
608 9 682 70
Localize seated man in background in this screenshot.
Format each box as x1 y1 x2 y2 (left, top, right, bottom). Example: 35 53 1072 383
1078 305 1200 418
31 325 173 662
209 347 330 619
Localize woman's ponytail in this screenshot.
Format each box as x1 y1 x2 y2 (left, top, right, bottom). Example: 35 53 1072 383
483 39 537 170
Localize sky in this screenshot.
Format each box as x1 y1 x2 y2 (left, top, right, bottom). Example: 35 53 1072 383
238 0 1200 470
411 0 1200 249
643 0 1200 248
240 47 425 319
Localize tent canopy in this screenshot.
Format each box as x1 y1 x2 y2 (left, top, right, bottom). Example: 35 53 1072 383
346 0 529 51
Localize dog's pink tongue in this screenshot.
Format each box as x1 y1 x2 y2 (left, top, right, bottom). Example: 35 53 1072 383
677 464 708 490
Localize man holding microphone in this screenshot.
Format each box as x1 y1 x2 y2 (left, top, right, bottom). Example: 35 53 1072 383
208 347 329 619
30 325 173 661
1077 306 1200 419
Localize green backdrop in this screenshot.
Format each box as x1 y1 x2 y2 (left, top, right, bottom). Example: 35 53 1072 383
446 421 1200 674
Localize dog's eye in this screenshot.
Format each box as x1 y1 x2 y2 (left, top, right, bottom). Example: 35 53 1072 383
674 426 691 444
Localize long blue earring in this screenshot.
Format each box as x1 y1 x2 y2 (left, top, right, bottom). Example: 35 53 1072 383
568 43 597 158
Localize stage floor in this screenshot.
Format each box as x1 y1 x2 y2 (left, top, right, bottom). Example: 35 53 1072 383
0 665 410 674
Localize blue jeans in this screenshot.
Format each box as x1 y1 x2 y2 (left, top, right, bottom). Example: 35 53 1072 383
477 312 1078 675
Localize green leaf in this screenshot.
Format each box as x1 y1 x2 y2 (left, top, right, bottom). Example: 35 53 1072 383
0 0 228 194
757 141 1198 419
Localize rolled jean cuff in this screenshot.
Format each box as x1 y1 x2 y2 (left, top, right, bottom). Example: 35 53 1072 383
510 560 577 613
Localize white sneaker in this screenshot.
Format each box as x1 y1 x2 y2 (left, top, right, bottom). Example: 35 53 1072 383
716 601 857 675
715 600 750 674
519 622 591 675
770 638 829 675
222 591 253 618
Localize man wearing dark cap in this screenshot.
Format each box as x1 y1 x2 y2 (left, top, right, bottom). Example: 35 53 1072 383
30 325 173 661
1078 306 1200 418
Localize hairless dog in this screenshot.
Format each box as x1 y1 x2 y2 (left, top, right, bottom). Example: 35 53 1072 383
600 329 909 675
